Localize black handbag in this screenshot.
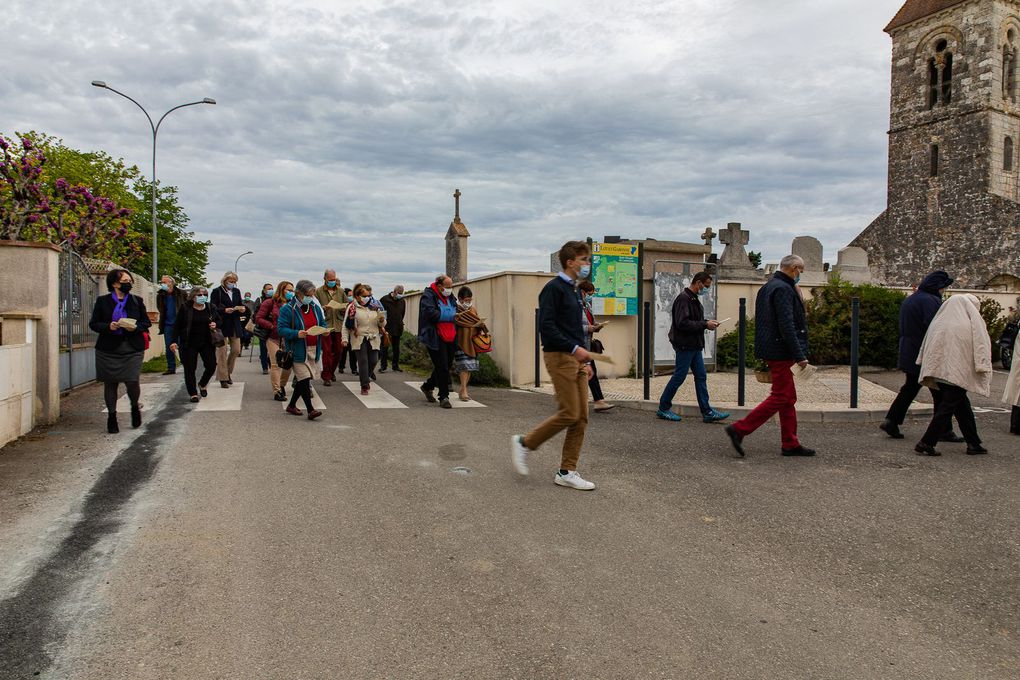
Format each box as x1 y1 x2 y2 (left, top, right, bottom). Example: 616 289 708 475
276 348 294 370
210 328 226 348
253 324 270 341
591 339 605 354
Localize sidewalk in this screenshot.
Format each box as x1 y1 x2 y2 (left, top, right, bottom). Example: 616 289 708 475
526 366 931 423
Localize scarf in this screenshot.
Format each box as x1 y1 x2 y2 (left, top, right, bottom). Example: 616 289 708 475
455 304 487 357
111 291 129 335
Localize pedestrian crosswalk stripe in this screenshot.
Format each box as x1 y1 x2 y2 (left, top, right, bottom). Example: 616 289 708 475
101 381 175 413
196 383 246 412
282 387 327 411
404 382 486 408
342 381 408 409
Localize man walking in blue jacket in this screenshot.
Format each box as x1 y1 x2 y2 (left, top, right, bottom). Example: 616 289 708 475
511 241 597 490
725 255 815 458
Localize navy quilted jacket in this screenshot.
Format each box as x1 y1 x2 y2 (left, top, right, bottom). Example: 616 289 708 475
754 271 808 361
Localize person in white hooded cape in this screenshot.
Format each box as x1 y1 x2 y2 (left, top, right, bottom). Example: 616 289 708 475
914 294 992 456
1003 332 1020 435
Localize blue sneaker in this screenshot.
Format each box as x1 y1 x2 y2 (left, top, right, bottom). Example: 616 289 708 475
656 409 682 422
703 410 731 423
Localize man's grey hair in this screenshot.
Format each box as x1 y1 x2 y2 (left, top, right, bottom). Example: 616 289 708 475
161 275 175 284
323 269 336 278
394 285 405 294
780 255 804 270
295 279 316 295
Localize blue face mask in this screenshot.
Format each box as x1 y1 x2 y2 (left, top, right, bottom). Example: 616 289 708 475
266 289 274 297
285 291 295 301
579 264 592 279
347 296 354 302
302 296 316 306
794 274 801 284
698 288 709 297
226 282 235 290
196 295 209 305
159 283 169 292
326 280 337 288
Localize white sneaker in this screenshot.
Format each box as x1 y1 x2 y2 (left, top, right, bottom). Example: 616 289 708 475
511 435 530 476
554 470 596 490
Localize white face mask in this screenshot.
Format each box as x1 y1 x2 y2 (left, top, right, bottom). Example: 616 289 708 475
461 300 474 308
359 296 370 305
441 288 452 297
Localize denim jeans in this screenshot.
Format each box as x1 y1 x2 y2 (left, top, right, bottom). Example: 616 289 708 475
163 333 177 372
657 349 711 415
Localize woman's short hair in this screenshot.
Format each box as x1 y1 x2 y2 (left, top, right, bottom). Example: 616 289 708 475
458 286 473 300
106 269 132 291
295 279 316 296
272 280 293 303
577 281 595 293
221 271 238 285
188 286 208 302
353 283 371 297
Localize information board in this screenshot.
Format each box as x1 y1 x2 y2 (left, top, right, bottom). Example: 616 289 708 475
589 242 639 316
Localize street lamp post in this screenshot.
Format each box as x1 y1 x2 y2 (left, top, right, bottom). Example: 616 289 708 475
91 81 215 284
234 251 253 273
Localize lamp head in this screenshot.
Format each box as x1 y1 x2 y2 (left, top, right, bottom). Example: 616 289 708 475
91 80 108 88
203 98 216 105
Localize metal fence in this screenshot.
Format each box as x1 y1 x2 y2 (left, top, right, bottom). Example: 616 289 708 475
58 246 99 390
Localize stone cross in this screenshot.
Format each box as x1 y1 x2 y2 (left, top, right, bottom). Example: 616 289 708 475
701 227 716 247
718 222 755 271
453 189 461 222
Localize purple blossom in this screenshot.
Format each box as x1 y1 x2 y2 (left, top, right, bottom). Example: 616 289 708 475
0 137 9 150
55 178 68 190
27 214 39 223
67 200 78 209
21 138 32 150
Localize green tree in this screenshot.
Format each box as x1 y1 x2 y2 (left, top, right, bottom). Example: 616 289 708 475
131 178 210 287
748 251 763 269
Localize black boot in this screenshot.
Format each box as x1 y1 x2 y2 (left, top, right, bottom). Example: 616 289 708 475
107 413 119 434
131 404 142 429
1011 406 1020 435
879 419 904 439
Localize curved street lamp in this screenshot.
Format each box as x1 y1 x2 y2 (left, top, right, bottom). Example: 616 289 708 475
91 81 216 283
234 250 254 273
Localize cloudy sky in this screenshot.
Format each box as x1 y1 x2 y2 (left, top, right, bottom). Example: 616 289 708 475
3 0 904 292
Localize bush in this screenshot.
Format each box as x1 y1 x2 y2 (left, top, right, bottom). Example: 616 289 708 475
399 331 509 387
979 297 1007 361
805 277 904 368
716 319 760 370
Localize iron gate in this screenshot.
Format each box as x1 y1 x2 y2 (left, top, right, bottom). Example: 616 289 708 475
58 246 99 390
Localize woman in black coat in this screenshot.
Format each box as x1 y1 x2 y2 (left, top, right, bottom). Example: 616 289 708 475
88 269 152 433
169 286 221 402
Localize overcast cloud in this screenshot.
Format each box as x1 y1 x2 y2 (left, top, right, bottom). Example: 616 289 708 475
3 0 902 291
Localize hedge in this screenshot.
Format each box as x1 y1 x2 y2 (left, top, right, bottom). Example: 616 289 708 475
399 331 510 387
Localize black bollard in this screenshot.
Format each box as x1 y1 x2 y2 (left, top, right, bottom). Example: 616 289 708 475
738 298 746 407
534 308 541 388
850 296 860 409
643 301 652 401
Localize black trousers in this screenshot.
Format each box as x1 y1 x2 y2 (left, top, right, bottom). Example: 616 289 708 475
356 343 379 388
340 343 358 372
920 384 981 447
886 370 948 428
1011 405 1019 434
182 344 217 396
588 360 604 402
424 341 456 400
380 333 401 369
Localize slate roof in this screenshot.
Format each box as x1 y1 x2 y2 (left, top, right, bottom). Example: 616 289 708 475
885 0 969 32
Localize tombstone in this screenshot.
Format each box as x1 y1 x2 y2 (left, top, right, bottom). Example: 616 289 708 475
788 236 826 285
718 222 762 280
831 246 872 284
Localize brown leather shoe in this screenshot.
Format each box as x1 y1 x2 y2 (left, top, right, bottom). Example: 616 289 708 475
285 406 303 416
307 409 323 421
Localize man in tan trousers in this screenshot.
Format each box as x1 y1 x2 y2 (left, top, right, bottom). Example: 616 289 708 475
511 241 596 490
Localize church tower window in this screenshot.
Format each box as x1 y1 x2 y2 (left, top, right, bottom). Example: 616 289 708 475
930 144 940 177
1005 30 1017 102
927 40 953 109
1005 137 1014 171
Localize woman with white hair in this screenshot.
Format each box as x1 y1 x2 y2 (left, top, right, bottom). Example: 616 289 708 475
210 270 245 388
914 294 992 456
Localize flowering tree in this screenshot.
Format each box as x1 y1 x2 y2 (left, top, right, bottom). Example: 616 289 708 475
0 132 143 266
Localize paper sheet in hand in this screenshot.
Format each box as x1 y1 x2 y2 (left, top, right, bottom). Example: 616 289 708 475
591 353 617 365
718 318 732 324
326 300 344 310
305 326 331 336
791 363 817 382
116 318 137 330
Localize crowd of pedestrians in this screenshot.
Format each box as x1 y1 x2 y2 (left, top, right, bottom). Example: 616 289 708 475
96 248 1015 488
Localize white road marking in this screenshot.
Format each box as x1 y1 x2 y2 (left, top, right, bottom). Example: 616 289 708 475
404 382 486 408
196 383 246 412
101 382 174 413
342 381 407 409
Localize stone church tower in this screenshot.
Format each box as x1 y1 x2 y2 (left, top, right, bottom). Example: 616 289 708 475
445 189 470 282
852 0 1020 291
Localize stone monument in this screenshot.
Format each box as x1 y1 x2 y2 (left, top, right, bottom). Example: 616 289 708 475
791 236 826 285
445 189 470 282
718 222 762 280
832 246 872 284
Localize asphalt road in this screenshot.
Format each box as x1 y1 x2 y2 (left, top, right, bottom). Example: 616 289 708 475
0 358 1017 679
